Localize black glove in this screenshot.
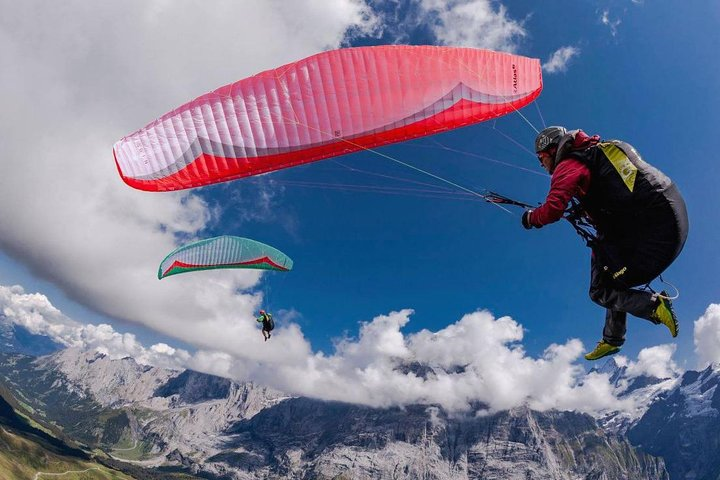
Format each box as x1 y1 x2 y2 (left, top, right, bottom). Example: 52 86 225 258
521 210 534 229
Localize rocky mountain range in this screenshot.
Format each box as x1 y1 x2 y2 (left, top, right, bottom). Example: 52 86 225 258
0 317 718 479
0 347 667 480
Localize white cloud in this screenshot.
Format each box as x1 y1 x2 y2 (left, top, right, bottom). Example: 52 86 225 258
600 9 621 37
542 46 580 74
0 284 78 345
0 0 376 353
619 344 681 379
0 285 614 413
418 0 527 52
0 284 191 369
5 282 686 414
160 309 633 414
694 303 720 368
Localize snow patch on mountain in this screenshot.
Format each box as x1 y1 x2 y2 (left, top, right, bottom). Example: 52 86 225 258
675 362 720 418
592 357 680 434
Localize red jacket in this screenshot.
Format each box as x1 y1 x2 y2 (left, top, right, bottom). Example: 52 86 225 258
528 131 599 227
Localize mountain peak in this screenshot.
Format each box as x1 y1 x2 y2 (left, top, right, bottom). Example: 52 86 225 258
35 347 177 407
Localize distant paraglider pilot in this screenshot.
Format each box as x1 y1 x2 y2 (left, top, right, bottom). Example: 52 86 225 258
523 126 689 361
257 310 274 342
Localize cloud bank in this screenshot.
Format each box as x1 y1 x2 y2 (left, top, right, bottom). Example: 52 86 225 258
3 283 682 415
0 0 377 353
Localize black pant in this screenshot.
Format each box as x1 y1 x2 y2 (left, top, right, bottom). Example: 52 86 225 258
588 252 659 346
587 183 688 346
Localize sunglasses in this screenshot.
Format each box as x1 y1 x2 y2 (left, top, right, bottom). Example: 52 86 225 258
536 147 556 165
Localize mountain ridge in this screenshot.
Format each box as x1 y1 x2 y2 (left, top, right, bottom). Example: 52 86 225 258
0 348 673 479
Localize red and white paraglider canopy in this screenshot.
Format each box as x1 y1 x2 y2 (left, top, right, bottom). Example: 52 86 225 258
114 45 542 192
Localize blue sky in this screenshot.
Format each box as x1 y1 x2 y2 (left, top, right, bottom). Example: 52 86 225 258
1 0 719 411
203 0 718 362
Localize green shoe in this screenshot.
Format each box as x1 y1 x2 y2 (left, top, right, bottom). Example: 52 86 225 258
652 291 679 338
584 341 621 361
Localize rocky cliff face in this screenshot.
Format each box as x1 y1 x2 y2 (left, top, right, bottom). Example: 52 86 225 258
34 347 178 407
207 399 667 480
